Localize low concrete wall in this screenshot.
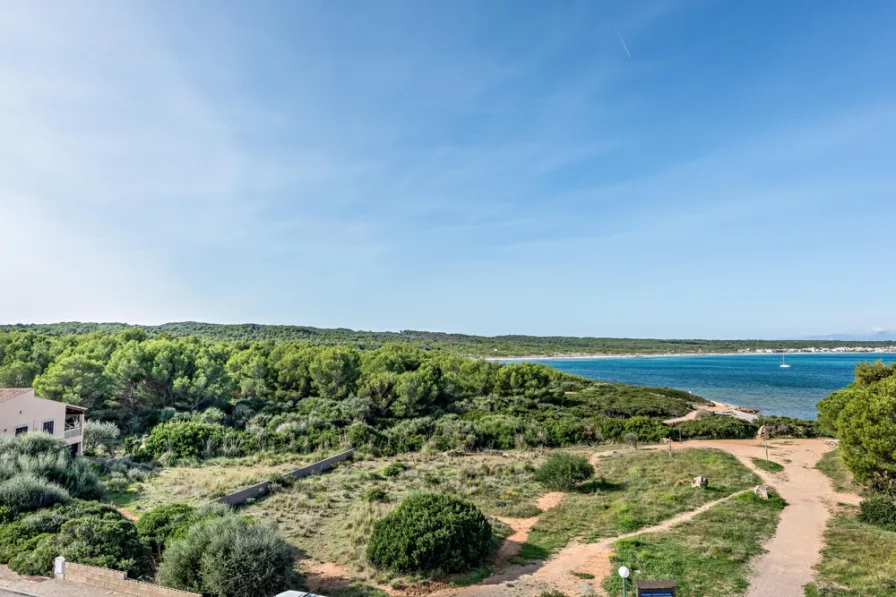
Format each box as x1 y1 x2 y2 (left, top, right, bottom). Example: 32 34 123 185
61 561 200 597
215 449 354 506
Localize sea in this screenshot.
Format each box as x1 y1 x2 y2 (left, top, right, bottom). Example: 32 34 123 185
526 353 896 420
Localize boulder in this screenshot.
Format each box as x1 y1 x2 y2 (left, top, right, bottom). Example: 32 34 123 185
692 476 709 489
753 485 769 500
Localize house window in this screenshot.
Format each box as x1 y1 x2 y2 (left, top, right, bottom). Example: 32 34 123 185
15 425 29 435
42 420 55 434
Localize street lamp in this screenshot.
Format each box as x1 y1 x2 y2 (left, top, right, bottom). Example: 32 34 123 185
618 566 630 597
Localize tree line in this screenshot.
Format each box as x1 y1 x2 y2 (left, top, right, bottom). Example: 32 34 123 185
2 322 893 357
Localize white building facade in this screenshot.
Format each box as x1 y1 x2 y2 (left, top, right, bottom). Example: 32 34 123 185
0 388 86 455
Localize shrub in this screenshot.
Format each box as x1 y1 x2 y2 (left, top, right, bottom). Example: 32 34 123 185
624 433 638 449
675 416 757 440
158 514 294 597
381 462 407 478
473 415 524 450
0 475 69 518
754 416 819 438
363 487 389 503
622 416 671 443
136 504 197 557
144 422 227 459
366 493 492 574
534 453 594 491
8 509 151 578
858 494 896 531
0 434 104 499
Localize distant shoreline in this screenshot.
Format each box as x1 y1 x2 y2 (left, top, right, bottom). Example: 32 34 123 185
488 349 896 362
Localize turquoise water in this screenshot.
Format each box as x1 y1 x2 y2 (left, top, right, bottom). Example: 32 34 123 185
530 353 896 420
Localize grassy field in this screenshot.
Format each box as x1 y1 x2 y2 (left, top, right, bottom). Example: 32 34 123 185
243 450 555 582
751 457 784 473
815 450 859 494
108 452 330 512
601 491 786 596
804 505 896 596
519 449 759 560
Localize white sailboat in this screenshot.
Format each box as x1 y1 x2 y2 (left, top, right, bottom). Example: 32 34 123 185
780 354 791 368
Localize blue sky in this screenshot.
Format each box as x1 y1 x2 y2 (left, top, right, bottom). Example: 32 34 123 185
1 0 894 338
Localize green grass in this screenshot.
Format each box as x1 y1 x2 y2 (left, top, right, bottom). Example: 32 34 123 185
519 449 759 559
571 571 595 579
815 450 859 494
751 458 784 473
803 506 896 596
602 491 786 597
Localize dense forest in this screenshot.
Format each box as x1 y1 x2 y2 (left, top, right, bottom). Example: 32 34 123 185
0 329 817 461
0 321 892 357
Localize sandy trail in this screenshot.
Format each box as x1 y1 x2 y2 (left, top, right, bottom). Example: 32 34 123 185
493 492 565 568
664 401 758 424
679 439 859 597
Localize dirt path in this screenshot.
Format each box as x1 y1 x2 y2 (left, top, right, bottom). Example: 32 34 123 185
675 439 858 597
493 492 565 568
664 401 758 424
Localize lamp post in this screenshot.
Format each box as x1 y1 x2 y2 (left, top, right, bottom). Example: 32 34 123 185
618 566 630 597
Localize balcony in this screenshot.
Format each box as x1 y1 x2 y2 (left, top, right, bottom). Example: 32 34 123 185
65 427 82 440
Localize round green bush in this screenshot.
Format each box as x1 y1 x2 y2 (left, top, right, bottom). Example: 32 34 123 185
0 475 69 518
366 493 492 573
858 494 896 531
158 514 294 597
534 453 594 490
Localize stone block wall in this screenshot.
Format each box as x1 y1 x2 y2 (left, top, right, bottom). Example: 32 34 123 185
63 561 201 597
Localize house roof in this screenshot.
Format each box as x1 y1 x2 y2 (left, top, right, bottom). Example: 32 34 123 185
0 387 33 404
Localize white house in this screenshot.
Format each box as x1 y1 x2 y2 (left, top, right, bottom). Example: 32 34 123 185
0 388 86 455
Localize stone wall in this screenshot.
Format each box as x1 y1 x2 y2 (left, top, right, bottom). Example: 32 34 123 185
215 448 354 506
62 561 200 597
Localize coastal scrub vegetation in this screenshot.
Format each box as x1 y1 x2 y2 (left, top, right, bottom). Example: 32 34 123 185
2 323 893 358
0 330 727 464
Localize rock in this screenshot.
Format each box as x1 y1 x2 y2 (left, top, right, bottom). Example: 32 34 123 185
692 476 709 489
753 485 769 499
661 437 673 445
756 425 769 440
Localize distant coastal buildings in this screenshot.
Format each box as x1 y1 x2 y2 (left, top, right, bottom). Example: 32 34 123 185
742 346 896 354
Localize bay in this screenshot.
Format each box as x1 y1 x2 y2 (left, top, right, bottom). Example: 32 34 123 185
528 353 896 420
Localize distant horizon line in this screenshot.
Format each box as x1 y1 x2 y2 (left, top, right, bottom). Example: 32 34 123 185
1 320 894 343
